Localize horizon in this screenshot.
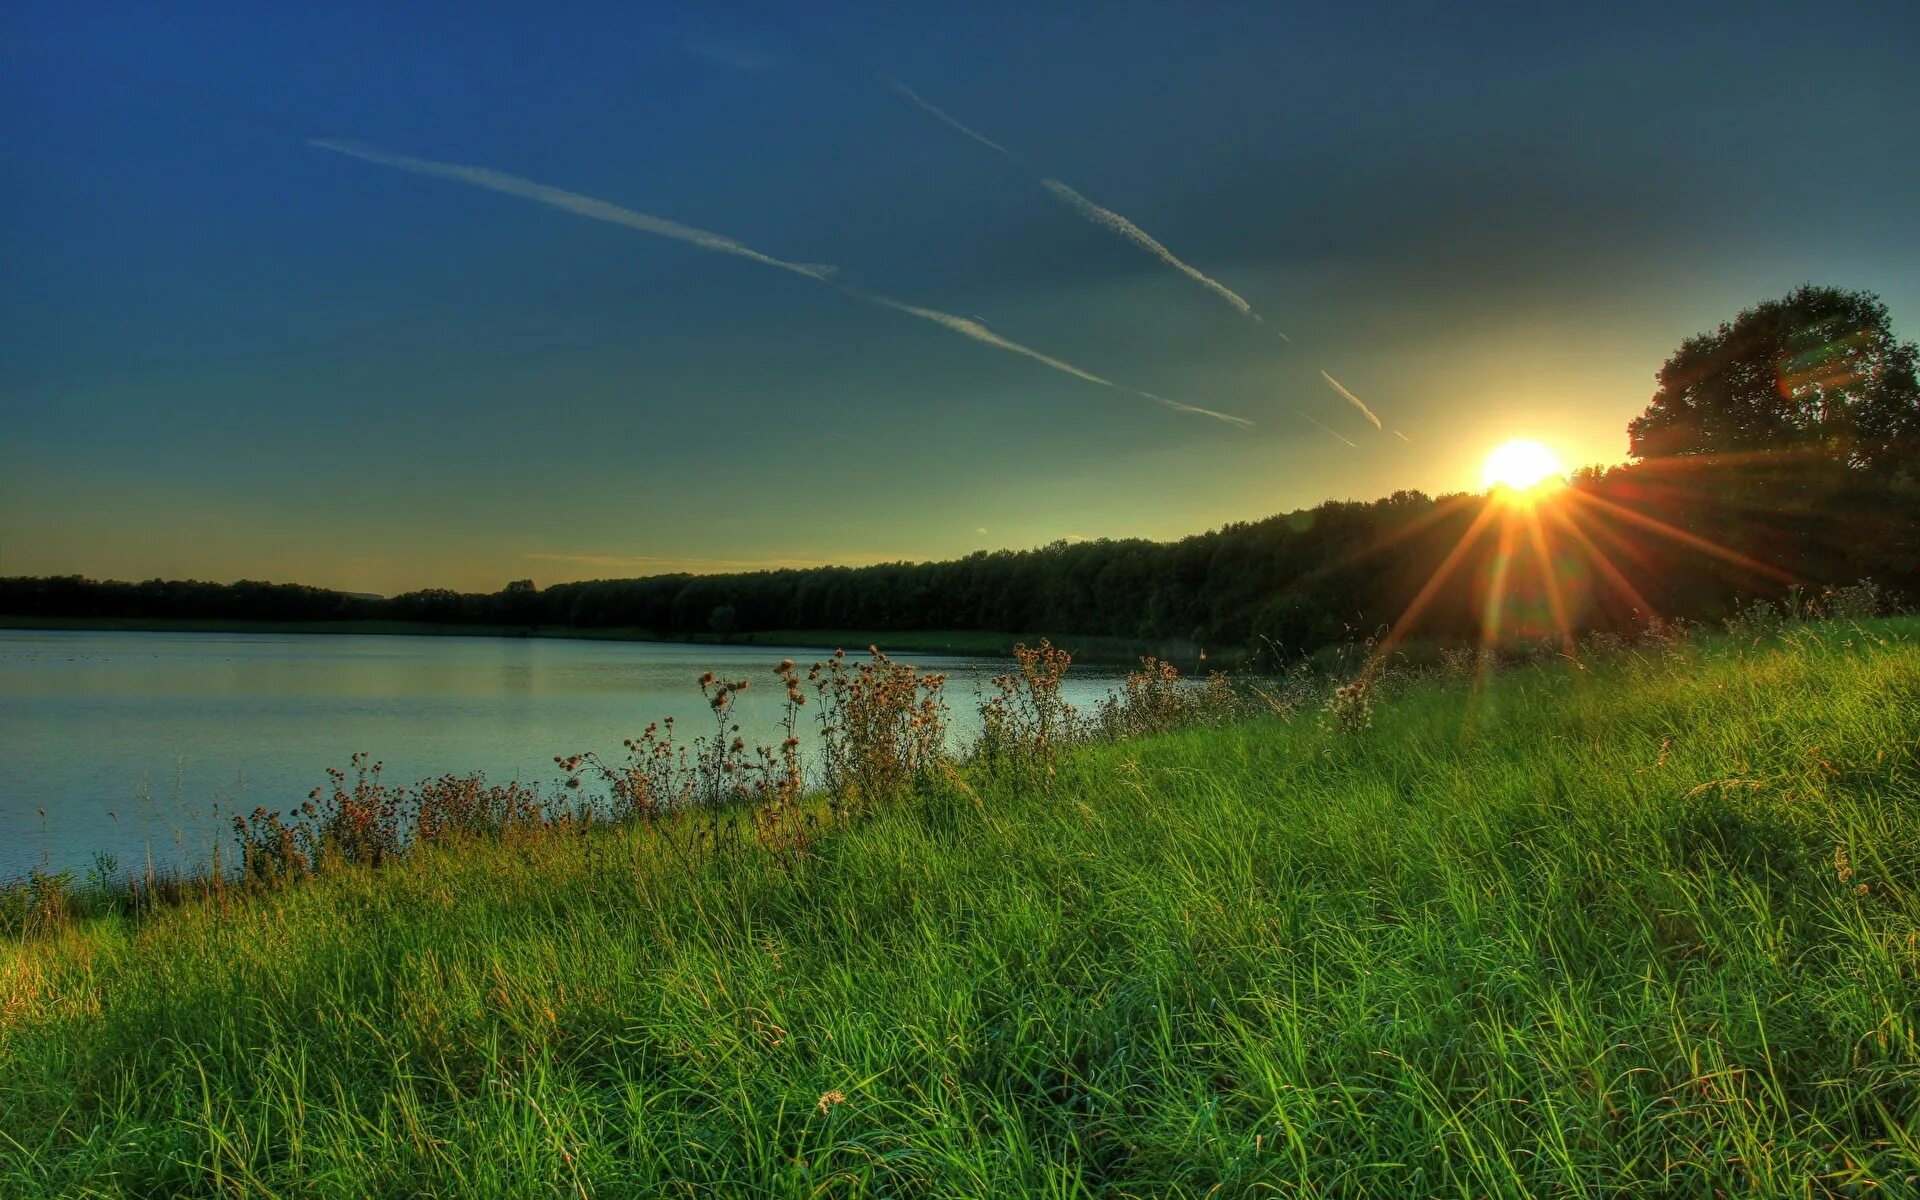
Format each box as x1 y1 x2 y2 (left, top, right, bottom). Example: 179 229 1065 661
5 1 1919 594
1 482 1501 597
7 10 1920 1189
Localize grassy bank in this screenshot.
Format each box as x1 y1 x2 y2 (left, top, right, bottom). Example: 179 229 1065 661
3 621 1918 1196
0 615 1182 663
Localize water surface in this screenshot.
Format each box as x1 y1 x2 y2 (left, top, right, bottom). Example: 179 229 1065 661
1 630 1119 879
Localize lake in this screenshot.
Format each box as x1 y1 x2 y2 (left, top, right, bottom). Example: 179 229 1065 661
0 630 1123 880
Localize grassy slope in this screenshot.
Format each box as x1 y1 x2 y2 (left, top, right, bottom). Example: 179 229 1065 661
3 621 1918 1197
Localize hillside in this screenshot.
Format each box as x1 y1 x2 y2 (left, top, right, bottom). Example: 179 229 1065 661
3 619 1918 1196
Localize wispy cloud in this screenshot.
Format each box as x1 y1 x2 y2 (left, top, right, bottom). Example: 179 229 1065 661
1320 370 1382 429
879 76 1011 156
1292 409 1357 448
882 79 1275 333
682 36 784 73
853 290 1251 426
311 139 837 281
1041 179 1255 319
1148 393 1255 427
314 137 1250 428
1393 429 1412 442
855 290 1109 386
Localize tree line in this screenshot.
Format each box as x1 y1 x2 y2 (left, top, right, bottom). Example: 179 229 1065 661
6 285 1916 658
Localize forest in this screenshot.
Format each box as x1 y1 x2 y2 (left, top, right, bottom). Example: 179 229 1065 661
7 286 1918 658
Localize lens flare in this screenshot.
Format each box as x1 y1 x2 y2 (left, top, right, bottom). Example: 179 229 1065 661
1482 440 1565 493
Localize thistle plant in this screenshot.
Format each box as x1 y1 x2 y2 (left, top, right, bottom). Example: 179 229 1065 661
1324 675 1374 733
748 660 812 854
809 647 948 809
979 640 1077 776
1093 657 1189 739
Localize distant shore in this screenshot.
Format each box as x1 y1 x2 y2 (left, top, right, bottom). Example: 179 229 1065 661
0 615 1190 665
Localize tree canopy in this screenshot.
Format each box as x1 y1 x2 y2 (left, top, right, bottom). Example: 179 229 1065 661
1627 285 1920 474
9 286 1918 658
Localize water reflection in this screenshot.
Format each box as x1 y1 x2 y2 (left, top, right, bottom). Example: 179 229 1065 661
0 631 1121 878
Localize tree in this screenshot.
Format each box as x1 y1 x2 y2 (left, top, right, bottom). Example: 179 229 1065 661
497 579 538 624
708 604 738 642
1252 593 1331 658
1628 285 1920 473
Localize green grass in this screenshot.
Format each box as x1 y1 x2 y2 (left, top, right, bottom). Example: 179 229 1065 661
4 620 1918 1196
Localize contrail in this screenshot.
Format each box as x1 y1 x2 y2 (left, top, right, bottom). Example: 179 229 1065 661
311 139 838 281
883 79 1275 333
314 138 1250 428
1292 410 1356 448
1150 394 1255 427
1319 370 1382 429
852 291 1107 386
879 77 1011 157
1041 178 1256 320
852 289 1250 425
1393 429 1411 442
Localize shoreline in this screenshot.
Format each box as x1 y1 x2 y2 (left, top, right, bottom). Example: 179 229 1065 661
9 618 1914 1191
0 615 1194 665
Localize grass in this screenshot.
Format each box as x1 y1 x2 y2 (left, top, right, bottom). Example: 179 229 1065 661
3 619 1918 1196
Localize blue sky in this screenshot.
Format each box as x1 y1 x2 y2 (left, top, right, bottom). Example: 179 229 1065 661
4 0 1916 593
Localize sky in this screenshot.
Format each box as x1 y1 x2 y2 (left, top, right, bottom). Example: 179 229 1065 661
3 0 1917 595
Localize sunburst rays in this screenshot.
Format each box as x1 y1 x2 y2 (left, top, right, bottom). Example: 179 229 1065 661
1354 473 1804 681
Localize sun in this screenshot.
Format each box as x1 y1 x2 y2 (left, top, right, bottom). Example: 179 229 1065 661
1482 439 1565 494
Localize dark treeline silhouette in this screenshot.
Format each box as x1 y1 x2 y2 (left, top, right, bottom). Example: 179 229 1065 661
2 576 388 624
7 458 1914 658
6 285 1916 659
